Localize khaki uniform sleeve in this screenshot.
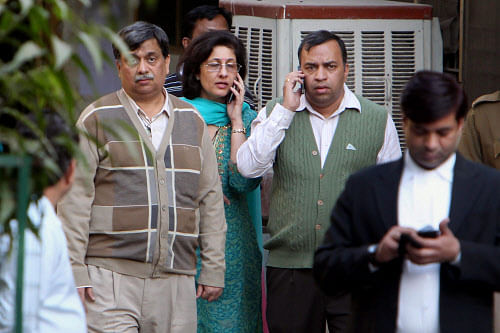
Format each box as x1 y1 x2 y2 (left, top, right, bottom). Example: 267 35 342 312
57 108 98 287
196 125 227 288
459 109 483 163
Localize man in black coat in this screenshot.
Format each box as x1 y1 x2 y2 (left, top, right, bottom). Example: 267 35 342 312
314 71 500 333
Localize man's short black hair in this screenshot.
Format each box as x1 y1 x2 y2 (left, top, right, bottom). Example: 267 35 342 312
182 5 232 39
112 21 169 60
298 30 347 66
401 70 468 123
17 110 79 186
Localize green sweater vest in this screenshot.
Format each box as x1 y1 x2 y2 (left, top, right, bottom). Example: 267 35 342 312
265 96 387 268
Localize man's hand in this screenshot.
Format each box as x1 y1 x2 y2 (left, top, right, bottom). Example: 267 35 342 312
406 218 460 265
281 70 305 111
196 284 223 302
375 226 417 263
77 287 95 312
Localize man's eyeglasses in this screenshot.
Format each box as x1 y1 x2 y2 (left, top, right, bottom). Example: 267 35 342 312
203 62 242 73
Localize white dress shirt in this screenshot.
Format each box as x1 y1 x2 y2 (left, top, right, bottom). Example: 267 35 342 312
237 85 401 177
0 197 86 332
124 88 170 151
396 152 456 333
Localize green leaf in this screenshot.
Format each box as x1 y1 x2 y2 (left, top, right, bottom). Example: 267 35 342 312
51 36 72 69
0 41 44 75
76 0 91 7
0 8 15 38
53 0 69 20
19 0 34 16
28 4 50 36
101 25 130 62
0 184 15 228
78 31 102 73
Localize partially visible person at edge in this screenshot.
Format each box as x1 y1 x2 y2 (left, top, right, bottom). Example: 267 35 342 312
164 5 256 110
237 30 401 332
180 29 263 333
57 21 226 332
314 71 500 332
0 111 86 332
458 89 500 332
459 90 500 169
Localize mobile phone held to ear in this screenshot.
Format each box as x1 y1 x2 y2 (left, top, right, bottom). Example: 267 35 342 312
293 81 305 94
226 84 237 104
226 91 234 104
293 65 305 94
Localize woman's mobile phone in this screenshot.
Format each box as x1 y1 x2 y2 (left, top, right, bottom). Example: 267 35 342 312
226 84 237 103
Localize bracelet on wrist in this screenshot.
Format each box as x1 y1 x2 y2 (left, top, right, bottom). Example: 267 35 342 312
231 128 246 134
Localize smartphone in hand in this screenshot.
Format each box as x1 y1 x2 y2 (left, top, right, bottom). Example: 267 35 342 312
417 226 440 238
293 66 305 94
398 233 422 255
293 81 305 94
226 85 235 104
226 83 238 104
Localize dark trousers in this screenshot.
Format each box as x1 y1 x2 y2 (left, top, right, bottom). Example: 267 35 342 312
266 267 350 333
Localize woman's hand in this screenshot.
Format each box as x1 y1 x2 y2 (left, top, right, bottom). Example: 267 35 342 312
227 73 248 163
226 73 245 127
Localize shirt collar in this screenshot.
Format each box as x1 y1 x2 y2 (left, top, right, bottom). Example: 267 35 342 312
297 84 361 119
122 88 170 120
404 151 456 183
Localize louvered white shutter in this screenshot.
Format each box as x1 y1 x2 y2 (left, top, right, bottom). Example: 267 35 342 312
232 17 276 111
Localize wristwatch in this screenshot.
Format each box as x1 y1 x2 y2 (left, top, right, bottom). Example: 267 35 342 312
367 244 380 266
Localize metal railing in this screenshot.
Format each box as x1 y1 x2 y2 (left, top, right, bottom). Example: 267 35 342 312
0 155 32 333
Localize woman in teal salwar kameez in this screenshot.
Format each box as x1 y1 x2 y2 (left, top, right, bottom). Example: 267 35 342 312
180 30 263 333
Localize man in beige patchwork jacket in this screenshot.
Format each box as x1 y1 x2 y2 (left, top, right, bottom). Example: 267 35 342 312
58 21 226 333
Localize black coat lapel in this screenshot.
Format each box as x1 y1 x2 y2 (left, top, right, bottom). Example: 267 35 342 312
374 158 404 231
448 154 481 234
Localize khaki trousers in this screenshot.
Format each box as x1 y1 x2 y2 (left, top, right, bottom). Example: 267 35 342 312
86 265 196 333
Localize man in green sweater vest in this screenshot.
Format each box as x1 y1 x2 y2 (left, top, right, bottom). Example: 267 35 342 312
237 30 401 332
